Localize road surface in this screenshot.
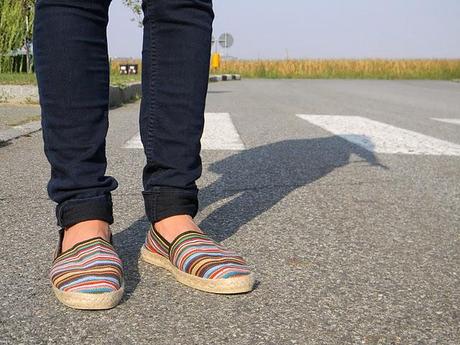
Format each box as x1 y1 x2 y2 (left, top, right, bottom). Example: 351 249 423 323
1 79 459 344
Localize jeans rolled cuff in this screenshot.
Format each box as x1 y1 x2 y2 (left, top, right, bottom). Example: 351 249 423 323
142 186 199 224
56 194 114 228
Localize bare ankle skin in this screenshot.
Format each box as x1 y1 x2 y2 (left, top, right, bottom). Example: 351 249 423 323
61 220 111 252
154 215 202 243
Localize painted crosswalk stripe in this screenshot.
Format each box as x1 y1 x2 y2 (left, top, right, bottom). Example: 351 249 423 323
201 112 245 150
297 114 460 156
431 118 460 126
123 112 245 150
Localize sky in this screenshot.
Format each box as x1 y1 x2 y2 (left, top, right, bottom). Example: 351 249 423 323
107 0 460 59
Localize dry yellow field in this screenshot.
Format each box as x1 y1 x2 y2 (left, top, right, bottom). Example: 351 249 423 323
2 58 458 86
107 58 460 80
212 59 460 80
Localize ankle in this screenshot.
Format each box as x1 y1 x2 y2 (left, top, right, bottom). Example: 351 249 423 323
154 214 202 243
62 220 111 252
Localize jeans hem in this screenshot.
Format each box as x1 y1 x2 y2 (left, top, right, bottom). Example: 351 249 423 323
56 193 114 228
142 186 199 223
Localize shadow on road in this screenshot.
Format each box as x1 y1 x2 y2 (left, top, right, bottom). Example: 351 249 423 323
114 217 149 302
201 136 386 241
114 135 386 300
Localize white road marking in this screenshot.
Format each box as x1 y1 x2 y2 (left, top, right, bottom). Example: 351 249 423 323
431 118 460 125
297 114 460 156
123 112 245 150
201 112 245 150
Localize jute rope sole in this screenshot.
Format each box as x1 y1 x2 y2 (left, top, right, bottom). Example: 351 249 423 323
140 246 255 294
52 284 124 310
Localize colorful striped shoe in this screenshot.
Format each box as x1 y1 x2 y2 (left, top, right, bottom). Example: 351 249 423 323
50 233 124 310
140 225 255 294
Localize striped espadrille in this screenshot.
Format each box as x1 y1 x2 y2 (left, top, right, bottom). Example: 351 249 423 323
140 225 255 294
50 235 124 310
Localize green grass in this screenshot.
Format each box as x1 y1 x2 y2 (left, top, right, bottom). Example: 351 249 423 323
0 73 37 85
0 72 141 86
110 73 141 87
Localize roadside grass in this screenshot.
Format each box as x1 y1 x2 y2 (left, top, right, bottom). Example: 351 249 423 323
0 72 142 86
0 73 36 85
213 59 460 80
1 59 459 84
110 73 141 87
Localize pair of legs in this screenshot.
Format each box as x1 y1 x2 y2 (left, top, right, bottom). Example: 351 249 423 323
33 0 214 245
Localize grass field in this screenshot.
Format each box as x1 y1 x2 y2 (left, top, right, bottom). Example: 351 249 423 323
213 59 460 80
0 72 142 86
1 59 459 85
0 73 36 85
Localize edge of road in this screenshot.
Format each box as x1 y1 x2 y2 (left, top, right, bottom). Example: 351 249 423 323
0 74 241 143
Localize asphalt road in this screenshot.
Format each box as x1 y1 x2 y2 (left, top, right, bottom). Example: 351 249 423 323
1 79 459 345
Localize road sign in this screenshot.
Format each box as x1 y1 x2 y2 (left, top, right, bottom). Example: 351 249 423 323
218 33 234 48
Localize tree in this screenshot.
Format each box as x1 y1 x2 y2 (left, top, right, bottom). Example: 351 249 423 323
0 0 139 73
122 0 143 27
0 0 35 73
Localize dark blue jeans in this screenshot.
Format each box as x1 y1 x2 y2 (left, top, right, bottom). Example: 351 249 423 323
32 0 214 228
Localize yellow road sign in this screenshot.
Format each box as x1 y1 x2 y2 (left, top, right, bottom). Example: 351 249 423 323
211 52 221 69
